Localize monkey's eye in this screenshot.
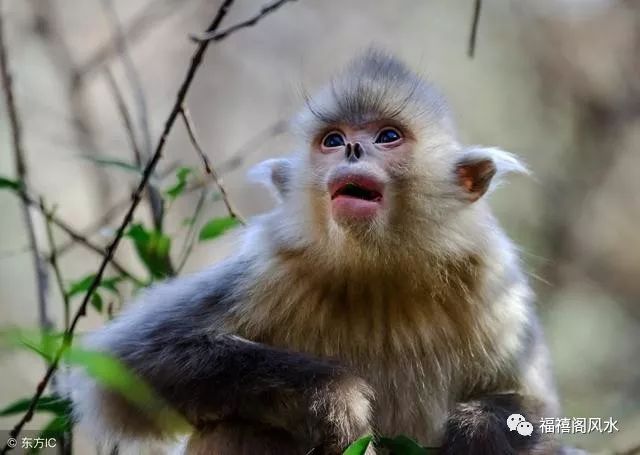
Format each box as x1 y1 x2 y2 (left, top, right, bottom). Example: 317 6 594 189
375 128 402 144
322 132 346 148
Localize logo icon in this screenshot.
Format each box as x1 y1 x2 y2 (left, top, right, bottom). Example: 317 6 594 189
507 413 533 437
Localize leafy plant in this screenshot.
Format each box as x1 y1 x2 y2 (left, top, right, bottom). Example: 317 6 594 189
342 434 439 455
165 166 193 200
126 223 174 279
0 176 21 190
199 216 239 241
343 435 374 455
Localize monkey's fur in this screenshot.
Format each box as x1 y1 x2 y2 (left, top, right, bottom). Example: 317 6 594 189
71 50 559 454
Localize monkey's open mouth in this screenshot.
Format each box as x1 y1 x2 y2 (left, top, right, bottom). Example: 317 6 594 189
329 174 384 221
331 182 383 202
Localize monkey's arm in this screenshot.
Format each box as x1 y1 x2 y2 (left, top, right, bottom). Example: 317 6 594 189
70 259 372 450
441 317 559 455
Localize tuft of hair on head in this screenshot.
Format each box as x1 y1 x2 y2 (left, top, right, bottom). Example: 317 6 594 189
294 47 453 140
455 146 530 202
247 157 294 203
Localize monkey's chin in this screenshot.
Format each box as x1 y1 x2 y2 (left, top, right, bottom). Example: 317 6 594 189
331 196 383 222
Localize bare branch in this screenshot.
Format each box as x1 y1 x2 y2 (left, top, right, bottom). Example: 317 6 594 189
103 69 167 233
28 0 113 209
55 114 284 257
0 0 51 331
54 161 182 257
104 69 143 164
76 0 184 80
1 0 237 447
101 0 166 231
10 185 144 286
468 0 482 58
176 188 207 273
42 201 71 330
179 105 245 224
192 0 296 43
55 197 129 256
101 0 152 158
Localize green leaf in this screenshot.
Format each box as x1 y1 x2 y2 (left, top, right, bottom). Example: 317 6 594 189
63 348 192 434
376 435 431 455
64 348 162 410
343 435 373 455
19 338 55 363
0 395 71 417
91 293 103 313
164 166 192 200
0 176 21 191
0 328 64 363
68 274 124 301
198 216 239 241
99 276 124 296
66 274 96 298
126 223 173 279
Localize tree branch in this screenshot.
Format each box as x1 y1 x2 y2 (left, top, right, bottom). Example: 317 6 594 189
9 186 144 286
42 201 71 330
28 0 114 211
1 0 238 448
179 105 245 224
101 0 166 231
191 0 297 43
176 188 207 273
0 0 51 331
104 69 144 164
468 0 482 58
76 0 184 80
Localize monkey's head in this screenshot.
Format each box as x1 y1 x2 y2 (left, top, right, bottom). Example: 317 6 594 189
254 50 526 259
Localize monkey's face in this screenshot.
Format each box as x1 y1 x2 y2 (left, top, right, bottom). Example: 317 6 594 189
309 121 412 230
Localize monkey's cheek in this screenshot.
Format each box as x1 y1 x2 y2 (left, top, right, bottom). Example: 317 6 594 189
331 197 383 222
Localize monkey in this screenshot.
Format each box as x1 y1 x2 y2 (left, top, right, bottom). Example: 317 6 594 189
69 49 561 455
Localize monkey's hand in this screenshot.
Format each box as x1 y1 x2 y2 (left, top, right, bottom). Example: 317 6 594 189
69 262 373 453
440 393 551 455
178 335 374 454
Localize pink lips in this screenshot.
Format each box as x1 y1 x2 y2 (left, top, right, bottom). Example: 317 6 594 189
329 174 384 221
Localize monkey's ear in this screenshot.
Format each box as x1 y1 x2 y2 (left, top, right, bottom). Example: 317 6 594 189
456 147 529 202
247 158 293 202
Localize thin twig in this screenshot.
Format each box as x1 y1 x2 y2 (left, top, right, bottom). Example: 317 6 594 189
191 0 296 42
55 197 130 256
42 201 71 330
54 115 285 255
1 1 237 449
0 0 52 331
28 0 113 210
42 201 74 455
179 105 245 223
54 161 181 256
468 0 482 58
10 186 144 286
101 0 152 159
103 69 166 232
101 0 166 231
104 69 143 164
176 188 207 273
76 0 185 80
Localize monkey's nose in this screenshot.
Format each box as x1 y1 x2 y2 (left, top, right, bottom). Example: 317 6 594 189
345 142 364 162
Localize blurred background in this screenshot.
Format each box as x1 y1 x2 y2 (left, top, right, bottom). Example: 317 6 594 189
0 0 639 453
